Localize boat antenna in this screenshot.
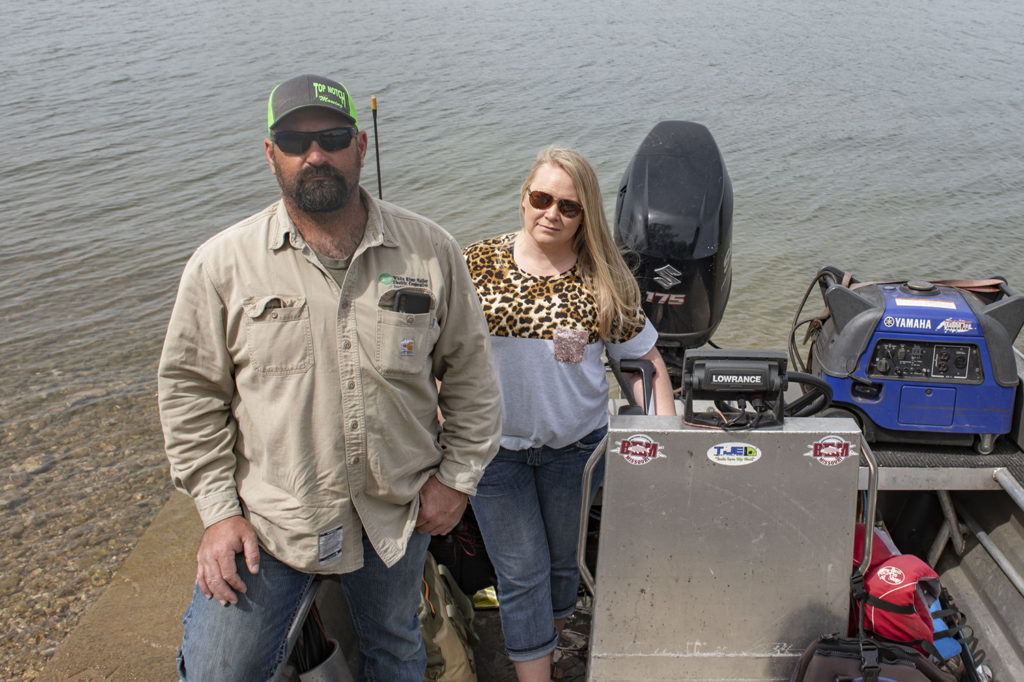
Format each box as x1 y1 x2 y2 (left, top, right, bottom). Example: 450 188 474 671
371 95 382 199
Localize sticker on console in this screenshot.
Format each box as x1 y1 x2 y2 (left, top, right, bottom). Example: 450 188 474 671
893 297 956 310
618 435 667 465
936 318 974 334
707 442 761 466
804 436 856 466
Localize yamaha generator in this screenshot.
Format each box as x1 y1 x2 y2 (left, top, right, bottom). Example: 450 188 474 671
793 265 1024 453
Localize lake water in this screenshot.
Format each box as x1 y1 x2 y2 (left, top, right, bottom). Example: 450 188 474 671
2 0 1023 676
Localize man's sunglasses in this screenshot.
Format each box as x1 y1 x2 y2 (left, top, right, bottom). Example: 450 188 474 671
271 127 357 155
527 190 584 219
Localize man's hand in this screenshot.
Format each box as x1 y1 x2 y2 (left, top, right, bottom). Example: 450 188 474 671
416 476 468 536
195 515 260 606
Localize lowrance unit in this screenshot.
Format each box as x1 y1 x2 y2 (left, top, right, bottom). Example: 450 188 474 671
683 349 788 427
810 268 1024 453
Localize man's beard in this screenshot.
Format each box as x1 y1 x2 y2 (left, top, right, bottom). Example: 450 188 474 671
279 163 355 213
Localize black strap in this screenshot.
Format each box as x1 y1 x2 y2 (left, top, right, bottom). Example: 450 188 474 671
864 594 917 615
930 604 965 639
933 620 963 641
850 572 867 604
866 630 948 666
859 640 881 682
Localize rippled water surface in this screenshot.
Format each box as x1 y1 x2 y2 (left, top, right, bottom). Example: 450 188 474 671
2 0 1023 677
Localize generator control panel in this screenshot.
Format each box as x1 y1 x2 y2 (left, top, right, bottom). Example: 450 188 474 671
867 340 982 384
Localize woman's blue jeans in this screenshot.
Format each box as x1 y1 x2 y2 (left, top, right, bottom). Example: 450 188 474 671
176 529 430 681
470 425 606 662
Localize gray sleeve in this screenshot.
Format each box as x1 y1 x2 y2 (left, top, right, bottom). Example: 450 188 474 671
605 318 659 361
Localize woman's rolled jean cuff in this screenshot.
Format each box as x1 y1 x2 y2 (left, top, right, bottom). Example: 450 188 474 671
506 629 559 663
553 602 576 621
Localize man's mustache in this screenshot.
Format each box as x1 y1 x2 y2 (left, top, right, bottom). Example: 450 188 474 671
299 165 344 183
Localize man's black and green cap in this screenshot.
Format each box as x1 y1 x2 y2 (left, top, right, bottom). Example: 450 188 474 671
267 74 358 134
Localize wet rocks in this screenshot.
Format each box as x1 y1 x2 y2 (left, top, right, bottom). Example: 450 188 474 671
0 491 29 511
0 381 172 678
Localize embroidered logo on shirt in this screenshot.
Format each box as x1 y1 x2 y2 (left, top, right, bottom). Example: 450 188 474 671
379 272 429 288
400 338 415 356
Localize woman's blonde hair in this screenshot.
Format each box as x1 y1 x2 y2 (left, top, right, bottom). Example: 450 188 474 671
520 146 641 341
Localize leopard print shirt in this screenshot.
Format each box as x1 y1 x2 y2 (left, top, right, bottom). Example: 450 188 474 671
463 233 647 344
463 233 656 450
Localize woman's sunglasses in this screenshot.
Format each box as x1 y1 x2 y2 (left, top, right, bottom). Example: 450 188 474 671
271 127 357 155
527 190 584 219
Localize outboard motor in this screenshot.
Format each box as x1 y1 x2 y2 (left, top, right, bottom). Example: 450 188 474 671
615 121 733 377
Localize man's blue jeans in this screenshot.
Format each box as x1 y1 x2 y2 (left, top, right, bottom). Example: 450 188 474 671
177 529 430 681
470 425 606 662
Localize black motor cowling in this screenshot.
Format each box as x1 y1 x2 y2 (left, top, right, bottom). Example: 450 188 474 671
615 121 733 370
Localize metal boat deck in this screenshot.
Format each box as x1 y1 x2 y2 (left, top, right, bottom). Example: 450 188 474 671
862 440 1024 492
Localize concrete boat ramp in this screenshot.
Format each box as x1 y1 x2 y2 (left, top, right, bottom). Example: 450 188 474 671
39 493 200 680
37 493 545 681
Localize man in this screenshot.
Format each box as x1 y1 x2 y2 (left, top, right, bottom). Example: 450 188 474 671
158 74 501 681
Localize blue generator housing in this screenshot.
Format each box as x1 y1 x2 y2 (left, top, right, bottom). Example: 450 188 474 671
811 270 1024 452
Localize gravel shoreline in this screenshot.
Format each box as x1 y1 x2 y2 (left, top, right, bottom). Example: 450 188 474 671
1 380 171 681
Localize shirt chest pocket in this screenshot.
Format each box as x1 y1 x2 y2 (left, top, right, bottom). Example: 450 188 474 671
374 293 439 377
242 295 313 375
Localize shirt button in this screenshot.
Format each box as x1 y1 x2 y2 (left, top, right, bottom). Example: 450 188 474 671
351 456 360 464
343 340 352 350
271 311 278 319
406 315 414 323
347 381 355 390
351 420 358 430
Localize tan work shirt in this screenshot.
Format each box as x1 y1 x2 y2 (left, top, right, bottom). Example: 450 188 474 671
158 191 501 573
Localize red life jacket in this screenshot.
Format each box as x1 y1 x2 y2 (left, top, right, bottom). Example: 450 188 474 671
863 553 941 650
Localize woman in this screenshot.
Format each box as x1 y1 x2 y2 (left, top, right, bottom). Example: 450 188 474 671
463 146 675 681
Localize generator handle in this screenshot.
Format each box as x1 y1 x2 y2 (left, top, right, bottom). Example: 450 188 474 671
577 433 609 596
